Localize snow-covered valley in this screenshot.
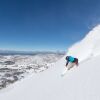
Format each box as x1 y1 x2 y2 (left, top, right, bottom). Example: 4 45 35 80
0 53 64 90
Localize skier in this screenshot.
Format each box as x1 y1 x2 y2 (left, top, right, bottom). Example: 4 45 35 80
65 56 79 70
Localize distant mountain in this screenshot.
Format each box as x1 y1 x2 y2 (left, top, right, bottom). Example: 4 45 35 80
0 50 65 55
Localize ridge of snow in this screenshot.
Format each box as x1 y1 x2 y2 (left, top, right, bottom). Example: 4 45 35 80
67 25 100 62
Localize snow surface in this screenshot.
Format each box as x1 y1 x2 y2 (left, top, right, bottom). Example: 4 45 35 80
0 25 100 100
67 25 100 61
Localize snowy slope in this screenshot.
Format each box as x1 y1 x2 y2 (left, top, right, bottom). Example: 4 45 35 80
0 56 100 100
67 25 100 61
0 25 100 100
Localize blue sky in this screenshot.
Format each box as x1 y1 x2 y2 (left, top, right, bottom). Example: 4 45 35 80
0 0 100 51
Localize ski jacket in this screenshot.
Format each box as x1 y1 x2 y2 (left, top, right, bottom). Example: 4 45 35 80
66 56 75 62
